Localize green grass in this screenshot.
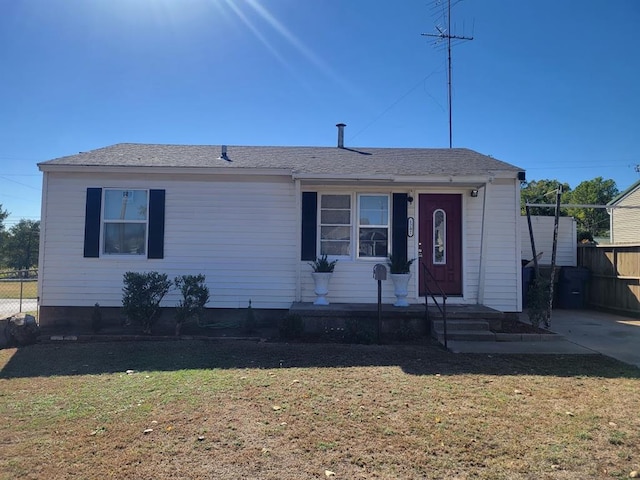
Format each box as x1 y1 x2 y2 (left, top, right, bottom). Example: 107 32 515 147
0 280 37 299
1 340 639 479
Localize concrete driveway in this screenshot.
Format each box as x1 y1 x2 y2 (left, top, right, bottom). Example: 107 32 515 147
546 309 640 368
448 309 640 369
0 299 38 318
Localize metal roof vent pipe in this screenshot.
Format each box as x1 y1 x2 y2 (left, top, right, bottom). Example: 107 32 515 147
219 145 231 162
336 123 346 148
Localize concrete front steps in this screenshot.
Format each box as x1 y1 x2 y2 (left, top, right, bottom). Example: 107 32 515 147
431 318 564 345
432 319 495 342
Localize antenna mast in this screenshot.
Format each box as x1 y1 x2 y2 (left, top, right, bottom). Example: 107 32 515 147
422 0 473 148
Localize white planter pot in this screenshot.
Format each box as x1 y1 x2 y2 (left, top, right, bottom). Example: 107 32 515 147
311 272 333 305
390 273 411 307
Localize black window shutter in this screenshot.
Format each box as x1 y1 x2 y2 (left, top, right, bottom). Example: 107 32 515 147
147 189 166 259
392 193 408 262
301 192 317 261
83 188 102 258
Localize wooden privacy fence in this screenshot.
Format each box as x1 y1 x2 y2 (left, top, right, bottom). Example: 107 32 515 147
577 244 640 316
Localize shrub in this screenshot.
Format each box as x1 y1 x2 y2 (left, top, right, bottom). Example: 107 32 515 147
279 314 304 340
243 300 256 334
122 271 171 334
174 274 210 334
527 275 551 329
91 303 102 333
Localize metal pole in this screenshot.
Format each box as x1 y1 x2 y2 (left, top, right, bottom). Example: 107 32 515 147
377 279 382 344
546 186 563 327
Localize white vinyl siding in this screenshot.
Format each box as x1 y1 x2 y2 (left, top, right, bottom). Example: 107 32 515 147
610 186 640 244
478 179 522 311
40 174 523 313
39 172 297 309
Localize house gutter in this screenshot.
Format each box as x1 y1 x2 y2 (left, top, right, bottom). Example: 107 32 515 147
292 173 504 185
37 165 294 177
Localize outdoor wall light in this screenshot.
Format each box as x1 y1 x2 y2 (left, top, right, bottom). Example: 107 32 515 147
470 189 479 197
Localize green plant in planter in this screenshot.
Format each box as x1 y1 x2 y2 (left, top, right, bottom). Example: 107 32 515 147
174 274 210 335
122 271 172 334
309 254 338 273
387 255 415 274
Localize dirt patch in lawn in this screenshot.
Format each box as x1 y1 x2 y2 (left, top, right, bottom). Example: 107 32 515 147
1 341 639 479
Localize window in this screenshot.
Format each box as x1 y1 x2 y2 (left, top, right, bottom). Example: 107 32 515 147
433 208 446 264
320 194 351 256
358 194 389 258
103 189 148 255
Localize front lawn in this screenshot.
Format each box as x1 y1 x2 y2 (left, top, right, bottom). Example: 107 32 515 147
1 341 638 479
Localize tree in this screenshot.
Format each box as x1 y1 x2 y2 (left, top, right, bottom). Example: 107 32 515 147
0 205 8 265
0 204 8 234
564 177 618 237
520 179 571 216
2 220 40 272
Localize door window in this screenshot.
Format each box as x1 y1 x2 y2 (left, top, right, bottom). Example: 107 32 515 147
433 208 446 264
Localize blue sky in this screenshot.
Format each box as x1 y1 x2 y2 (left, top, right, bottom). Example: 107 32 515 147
1 0 639 227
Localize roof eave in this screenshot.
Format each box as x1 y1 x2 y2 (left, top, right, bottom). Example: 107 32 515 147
38 164 294 177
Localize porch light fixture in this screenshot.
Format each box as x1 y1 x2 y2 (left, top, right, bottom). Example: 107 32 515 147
470 189 479 197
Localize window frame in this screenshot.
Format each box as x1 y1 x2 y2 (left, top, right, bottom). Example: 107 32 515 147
101 188 149 256
356 193 390 260
318 193 353 259
432 208 446 265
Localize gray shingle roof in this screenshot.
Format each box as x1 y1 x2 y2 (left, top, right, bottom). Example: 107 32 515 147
39 143 523 178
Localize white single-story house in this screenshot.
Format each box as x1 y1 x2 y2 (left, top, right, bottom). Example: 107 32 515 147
608 180 640 244
37 126 526 327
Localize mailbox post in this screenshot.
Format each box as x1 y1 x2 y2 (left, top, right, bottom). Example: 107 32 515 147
373 264 387 344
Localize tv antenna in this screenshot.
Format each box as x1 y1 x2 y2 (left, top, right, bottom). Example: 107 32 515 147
422 0 473 148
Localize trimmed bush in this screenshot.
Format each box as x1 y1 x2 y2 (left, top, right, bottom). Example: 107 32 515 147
174 274 210 335
122 271 171 334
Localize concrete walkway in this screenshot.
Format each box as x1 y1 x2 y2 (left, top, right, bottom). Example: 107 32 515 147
447 309 640 368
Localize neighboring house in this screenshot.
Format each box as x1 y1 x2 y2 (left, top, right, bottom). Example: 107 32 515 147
37 126 526 327
521 216 577 267
608 180 640 244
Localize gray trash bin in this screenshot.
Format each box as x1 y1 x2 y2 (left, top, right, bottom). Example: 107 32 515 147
557 267 590 309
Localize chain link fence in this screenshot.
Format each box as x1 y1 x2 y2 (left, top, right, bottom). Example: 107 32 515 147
0 270 38 318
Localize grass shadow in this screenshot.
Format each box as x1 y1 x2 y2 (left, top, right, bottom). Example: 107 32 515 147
1 340 638 380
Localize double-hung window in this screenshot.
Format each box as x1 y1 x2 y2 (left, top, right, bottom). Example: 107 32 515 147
319 194 351 256
103 189 148 255
358 194 389 258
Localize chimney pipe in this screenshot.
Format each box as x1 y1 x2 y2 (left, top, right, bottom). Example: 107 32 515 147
219 145 230 162
336 123 346 148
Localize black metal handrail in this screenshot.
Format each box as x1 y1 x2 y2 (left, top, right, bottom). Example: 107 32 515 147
421 262 448 348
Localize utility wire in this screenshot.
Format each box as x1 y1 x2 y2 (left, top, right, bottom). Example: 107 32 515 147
348 70 443 143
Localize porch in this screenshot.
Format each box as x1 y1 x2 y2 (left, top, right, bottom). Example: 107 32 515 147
288 302 507 344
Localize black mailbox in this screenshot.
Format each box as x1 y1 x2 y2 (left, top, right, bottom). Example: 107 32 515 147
373 264 387 281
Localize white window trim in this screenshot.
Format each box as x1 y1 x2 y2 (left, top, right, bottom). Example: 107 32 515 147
318 193 352 260
357 193 391 260
101 188 149 257
315 192 395 262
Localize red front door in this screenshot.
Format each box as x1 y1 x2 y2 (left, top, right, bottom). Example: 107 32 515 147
418 194 462 296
